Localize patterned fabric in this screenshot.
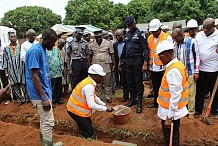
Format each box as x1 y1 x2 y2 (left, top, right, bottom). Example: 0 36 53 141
60 47 70 85
47 47 63 78
3 45 25 85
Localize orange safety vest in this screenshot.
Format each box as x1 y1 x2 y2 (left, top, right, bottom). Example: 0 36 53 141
185 32 190 37
148 32 169 65
157 61 189 109
67 77 96 117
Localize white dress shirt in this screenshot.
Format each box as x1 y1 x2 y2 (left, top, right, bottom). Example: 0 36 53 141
21 40 38 62
81 77 107 111
157 58 188 120
150 32 173 72
195 29 218 72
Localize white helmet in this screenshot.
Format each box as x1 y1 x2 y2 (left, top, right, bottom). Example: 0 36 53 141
215 18 218 25
88 64 106 76
161 25 169 30
149 19 161 31
156 40 175 55
187 19 198 28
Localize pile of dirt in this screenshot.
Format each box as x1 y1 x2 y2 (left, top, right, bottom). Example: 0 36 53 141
0 82 217 146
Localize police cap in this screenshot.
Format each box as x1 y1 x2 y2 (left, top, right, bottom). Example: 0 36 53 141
124 16 135 25
93 30 103 37
75 26 86 35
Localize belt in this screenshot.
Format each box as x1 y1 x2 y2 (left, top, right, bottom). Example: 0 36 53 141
72 58 86 62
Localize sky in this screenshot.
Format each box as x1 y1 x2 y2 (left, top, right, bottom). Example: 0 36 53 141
0 0 131 19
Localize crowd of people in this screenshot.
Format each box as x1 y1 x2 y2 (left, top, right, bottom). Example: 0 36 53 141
0 16 217 146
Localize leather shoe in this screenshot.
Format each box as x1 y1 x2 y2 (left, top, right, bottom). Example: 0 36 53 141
125 100 137 107
136 100 142 113
106 98 112 103
147 103 158 108
52 103 56 108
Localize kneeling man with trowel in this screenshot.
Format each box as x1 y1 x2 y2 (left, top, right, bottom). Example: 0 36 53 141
156 40 189 146
67 64 114 139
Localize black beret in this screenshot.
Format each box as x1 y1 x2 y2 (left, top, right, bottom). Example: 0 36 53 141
124 16 135 25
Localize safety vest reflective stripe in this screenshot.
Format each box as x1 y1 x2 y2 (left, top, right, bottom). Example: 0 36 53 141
158 95 189 103
67 101 90 114
71 92 87 104
157 61 189 109
148 32 169 65
160 85 189 92
67 77 96 117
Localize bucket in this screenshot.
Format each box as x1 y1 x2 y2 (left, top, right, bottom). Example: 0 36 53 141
112 105 131 125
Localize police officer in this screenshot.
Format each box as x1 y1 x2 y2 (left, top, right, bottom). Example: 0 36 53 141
118 16 148 113
67 27 89 89
89 30 116 103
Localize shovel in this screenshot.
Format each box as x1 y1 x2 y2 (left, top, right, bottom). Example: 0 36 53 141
169 122 174 146
201 76 218 125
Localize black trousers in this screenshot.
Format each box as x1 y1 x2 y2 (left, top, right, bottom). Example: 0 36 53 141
151 71 164 105
195 71 218 114
126 61 144 99
51 77 62 103
0 70 8 88
68 111 94 138
120 63 129 98
162 119 180 146
71 59 88 89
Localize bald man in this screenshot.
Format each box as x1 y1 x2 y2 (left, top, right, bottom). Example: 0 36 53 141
172 28 200 119
195 18 218 118
172 22 182 30
21 29 38 62
20 29 38 102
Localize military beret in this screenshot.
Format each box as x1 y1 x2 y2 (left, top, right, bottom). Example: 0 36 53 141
124 16 135 25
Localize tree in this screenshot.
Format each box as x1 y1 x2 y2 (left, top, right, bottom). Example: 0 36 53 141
127 0 153 23
0 6 61 38
110 3 129 29
151 0 218 24
63 0 128 30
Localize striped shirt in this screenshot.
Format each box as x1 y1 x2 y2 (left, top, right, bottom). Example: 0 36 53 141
3 45 25 85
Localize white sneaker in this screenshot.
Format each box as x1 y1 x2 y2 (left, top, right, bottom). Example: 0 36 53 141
5 100 11 105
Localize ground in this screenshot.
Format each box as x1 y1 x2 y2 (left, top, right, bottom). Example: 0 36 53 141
0 82 218 146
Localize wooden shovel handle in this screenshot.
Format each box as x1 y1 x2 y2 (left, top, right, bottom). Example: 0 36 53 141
169 122 174 146
206 76 218 116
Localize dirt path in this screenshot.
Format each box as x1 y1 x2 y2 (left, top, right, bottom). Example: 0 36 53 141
0 82 217 146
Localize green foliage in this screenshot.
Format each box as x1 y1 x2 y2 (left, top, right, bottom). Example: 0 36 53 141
64 0 128 29
127 0 153 23
0 6 61 38
64 0 218 30
151 0 218 24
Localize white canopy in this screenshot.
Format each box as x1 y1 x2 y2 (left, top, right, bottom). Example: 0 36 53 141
0 26 16 47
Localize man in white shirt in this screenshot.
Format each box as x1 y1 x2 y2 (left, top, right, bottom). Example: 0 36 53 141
195 18 218 117
20 29 38 102
21 29 38 62
156 40 189 146
66 64 113 139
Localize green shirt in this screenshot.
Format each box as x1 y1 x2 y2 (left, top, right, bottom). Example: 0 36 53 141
47 47 63 78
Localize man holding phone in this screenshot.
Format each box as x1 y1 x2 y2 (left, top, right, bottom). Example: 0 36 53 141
25 28 63 146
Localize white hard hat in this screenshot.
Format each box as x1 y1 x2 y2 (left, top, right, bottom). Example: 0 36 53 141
215 18 218 25
187 19 198 28
161 25 169 30
88 64 106 76
156 40 175 55
149 19 161 31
